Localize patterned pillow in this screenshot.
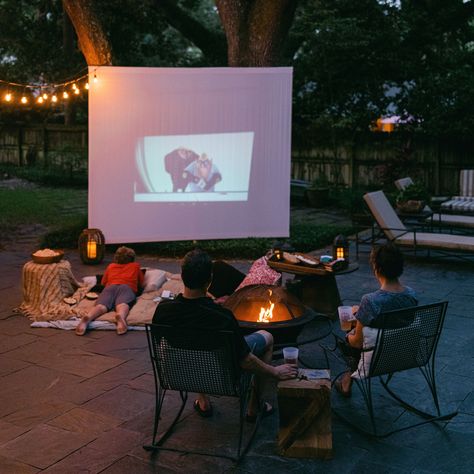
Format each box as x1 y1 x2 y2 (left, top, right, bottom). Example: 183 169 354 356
235 257 281 291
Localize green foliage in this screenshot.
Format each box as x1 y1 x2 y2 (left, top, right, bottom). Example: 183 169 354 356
0 163 87 188
396 182 430 203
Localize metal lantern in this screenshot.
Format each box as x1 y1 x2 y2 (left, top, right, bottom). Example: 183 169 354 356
78 228 105 264
333 234 349 265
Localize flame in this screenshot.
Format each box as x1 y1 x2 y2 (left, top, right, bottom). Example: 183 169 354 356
258 290 274 323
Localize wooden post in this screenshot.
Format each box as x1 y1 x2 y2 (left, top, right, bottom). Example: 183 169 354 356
277 376 332 459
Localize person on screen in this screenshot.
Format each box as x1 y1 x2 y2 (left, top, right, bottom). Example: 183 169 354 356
152 249 297 420
164 147 199 192
183 153 222 192
75 246 144 336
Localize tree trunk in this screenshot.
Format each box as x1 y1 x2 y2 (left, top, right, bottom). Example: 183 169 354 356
62 0 112 66
216 0 298 66
63 9 76 125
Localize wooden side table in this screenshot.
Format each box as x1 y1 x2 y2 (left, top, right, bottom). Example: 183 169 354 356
277 376 332 459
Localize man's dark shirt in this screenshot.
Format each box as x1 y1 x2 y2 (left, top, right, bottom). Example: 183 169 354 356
152 294 250 361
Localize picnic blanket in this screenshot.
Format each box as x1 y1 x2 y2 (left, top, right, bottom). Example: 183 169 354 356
19 262 186 329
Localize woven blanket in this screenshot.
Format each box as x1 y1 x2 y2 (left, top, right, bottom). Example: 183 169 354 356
19 260 90 321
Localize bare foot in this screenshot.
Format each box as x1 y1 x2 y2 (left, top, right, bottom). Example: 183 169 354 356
115 316 128 335
75 318 89 336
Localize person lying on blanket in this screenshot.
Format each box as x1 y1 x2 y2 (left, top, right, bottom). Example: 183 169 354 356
75 246 144 336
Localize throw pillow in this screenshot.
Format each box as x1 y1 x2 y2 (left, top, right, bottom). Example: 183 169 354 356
143 269 167 293
235 257 281 292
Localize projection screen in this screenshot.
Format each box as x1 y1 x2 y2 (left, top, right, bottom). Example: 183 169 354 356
88 66 293 243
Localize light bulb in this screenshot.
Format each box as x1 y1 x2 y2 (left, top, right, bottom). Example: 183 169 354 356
72 83 77 90
42 93 48 99
93 74 98 83
74 88 80 95
5 93 12 102
37 96 44 104
21 96 28 104
52 95 58 103
85 82 89 90
63 91 69 99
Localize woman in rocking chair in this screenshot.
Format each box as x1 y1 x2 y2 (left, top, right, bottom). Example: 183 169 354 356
335 243 418 397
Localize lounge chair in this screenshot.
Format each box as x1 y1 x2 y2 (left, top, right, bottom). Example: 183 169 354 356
364 190 474 255
395 177 474 231
439 169 474 214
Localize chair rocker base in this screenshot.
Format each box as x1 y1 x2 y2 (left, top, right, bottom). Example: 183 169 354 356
333 375 458 438
143 389 260 463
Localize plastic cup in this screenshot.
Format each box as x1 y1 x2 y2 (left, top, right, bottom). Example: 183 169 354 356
338 306 354 332
283 347 299 365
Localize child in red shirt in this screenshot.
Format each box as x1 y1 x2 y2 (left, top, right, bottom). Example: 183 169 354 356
76 246 144 336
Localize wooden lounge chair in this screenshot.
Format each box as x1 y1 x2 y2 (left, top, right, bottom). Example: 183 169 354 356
395 177 474 231
364 190 474 256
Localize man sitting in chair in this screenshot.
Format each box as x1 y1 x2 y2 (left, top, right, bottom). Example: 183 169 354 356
152 249 298 420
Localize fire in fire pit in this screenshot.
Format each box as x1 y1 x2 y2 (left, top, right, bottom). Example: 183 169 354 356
223 284 315 346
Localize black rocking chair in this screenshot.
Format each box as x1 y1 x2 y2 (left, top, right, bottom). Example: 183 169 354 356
143 323 257 461
325 301 458 437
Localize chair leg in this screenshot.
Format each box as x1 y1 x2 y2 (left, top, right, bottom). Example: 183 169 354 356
143 390 188 451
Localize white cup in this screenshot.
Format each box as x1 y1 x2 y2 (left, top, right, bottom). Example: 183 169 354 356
283 347 299 365
338 306 354 331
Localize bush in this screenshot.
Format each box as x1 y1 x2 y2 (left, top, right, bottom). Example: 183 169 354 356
42 222 355 259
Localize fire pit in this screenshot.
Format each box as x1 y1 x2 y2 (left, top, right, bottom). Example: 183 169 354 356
223 284 315 346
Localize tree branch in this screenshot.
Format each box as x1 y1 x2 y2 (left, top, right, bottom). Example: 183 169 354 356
152 0 227 65
62 0 112 66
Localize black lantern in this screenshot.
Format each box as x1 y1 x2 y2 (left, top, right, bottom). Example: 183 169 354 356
333 234 349 266
78 228 105 264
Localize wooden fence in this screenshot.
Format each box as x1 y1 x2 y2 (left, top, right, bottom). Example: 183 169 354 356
1 125 473 194
0 124 87 171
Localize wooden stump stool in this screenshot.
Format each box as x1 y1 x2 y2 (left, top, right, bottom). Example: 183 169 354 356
277 375 332 459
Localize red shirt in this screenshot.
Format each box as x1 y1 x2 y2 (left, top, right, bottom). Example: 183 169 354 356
101 262 144 293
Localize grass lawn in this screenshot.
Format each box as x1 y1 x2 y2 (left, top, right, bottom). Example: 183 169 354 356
0 185 354 258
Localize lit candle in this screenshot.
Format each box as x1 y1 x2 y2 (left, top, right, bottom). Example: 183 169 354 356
87 241 97 259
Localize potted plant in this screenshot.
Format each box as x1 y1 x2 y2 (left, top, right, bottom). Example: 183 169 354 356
305 174 330 208
395 182 430 213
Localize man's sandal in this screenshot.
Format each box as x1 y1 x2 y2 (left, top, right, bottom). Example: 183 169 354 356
193 399 213 418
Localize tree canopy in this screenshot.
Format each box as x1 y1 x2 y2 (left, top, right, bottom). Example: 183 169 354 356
0 0 473 137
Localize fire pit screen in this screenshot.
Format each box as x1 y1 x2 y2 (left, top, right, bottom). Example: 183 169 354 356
223 284 315 346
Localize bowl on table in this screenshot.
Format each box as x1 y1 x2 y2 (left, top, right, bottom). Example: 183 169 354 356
31 249 64 264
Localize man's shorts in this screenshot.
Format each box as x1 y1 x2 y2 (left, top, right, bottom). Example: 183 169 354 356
244 332 267 357
96 284 136 311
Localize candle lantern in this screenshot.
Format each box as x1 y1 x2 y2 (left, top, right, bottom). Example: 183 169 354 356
333 234 349 266
78 228 105 264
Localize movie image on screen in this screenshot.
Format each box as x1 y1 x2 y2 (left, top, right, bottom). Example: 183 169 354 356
135 132 254 202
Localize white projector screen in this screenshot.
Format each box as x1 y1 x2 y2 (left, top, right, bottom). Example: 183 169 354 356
89 66 293 243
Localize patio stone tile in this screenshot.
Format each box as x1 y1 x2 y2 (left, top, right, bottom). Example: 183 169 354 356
0 355 29 376
0 366 81 417
43 427 144 474
99 455 176 474
3 399 76 429
458 392 474 416
47 407 122 435
413 431 474 473
0 315 33 335
82 385 155 422
0 424 93 469
0 332 37 354
128 372 154 394
0 419 29 445
84 331 148 358
0 455 39 473
445 413 474 434
5 340 125 378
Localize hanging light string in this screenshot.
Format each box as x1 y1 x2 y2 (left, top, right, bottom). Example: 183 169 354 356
0 68 97 105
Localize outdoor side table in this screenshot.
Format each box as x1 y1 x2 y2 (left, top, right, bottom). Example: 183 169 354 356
19 259 81 321
277 375 332 459
268 257 359 318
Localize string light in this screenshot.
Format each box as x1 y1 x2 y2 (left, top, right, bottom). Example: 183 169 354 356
0 68 94 106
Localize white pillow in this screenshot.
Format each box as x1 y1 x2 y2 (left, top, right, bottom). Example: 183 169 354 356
351 326 379 380
82 276 97 287
143 269 167 293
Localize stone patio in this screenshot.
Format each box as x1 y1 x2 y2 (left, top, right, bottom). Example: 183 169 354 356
0 232 473 472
